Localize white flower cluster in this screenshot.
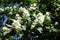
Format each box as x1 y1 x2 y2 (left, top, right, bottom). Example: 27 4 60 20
31 12 45 29
29 3 37 10
11 19 27 32
1 3 52 35
31 12 51 29
36 13 45 24
19 7 30 20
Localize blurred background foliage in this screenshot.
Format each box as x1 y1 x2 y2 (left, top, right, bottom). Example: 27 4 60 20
0 0 60 40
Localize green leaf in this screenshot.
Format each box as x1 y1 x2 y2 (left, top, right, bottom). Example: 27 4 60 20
44 20 51 26
29 0 37 2
57 0 60 3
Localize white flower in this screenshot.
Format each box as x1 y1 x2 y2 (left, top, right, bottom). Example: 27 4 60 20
23 13 30 19
31 3 37 6
46 26 50 29
19 7 23 11
19 7 26 12
5 7 9 10
23 13 30 17
32 12 45 26
12 19 21 30
22 11 30 20
2 27 11 35
52 28 57 32
37 27 43 33
9 12 13 15
34 19 38 23
38 16 45 24
11 9 13 12
19 33 23 38
55 22 58 25
46 16 51 20
2 27 10 32
36 13 45 24
31 22 37 29
29 6 36 10
10 7 13 11
23 9 29 14
46 12 50 16
56 8 59 10
13 6 16 8
0 8 4 12
45 12 51 20
15 14 22 20
15 14 22 24
29 3 37 10
51 26 54 29
16 14 20 17
31 24 35 29
19 7 30 14
37 13 43 17
33 3 37 6
10 7 13 9
21 25 26 30
33 13 37 18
